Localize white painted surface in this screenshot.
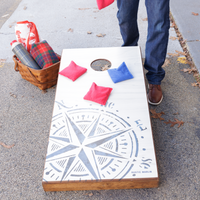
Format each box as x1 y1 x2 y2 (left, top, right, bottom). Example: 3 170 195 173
43 47 158 183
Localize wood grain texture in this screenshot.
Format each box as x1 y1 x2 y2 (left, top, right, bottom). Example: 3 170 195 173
43 178 159 191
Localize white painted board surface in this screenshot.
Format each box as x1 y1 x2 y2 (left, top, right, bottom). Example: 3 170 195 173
43 47 158 184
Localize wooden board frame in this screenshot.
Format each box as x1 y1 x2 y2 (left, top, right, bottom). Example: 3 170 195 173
43 178 159 191
42 47 159 191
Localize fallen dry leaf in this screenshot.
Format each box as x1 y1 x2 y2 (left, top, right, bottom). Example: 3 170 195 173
87 31 92 34
0 142 15 149
164 118 184 128
8 21 16 28
150 109 165 121
192 12 199 16
181 68 197 74
177 57 189 64
88 193 93 197
194 73 200 78
167 53 180 57
49 86 56 90
42 90 47 94
170 22 176 28
2 14 9 18
78 8 90 10
191 83 198 87
180 39 187 45
68 28 73 32
10 93 17 98
96 33 106 37
162 58 171 68
175 50 186 56
101 64 110 71
169 36 178 41
0 59 6 67
191 82 200 87
23 6 27 10
181 68 190 73
84 192 94 196
142 18 148 21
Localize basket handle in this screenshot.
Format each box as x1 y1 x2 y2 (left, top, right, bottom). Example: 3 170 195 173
26 67 41 84
26 67 58 84
13 56 19 72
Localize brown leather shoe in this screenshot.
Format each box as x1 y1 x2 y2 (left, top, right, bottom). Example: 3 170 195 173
148 84 163 105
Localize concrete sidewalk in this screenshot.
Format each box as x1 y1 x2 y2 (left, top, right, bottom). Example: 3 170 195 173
171 0 200 72
0 0 182 61
0 0 199 200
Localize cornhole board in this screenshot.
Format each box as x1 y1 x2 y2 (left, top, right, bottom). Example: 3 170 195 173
42 47 159 191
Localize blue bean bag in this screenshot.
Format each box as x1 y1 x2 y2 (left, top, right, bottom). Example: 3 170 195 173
107 62 133 83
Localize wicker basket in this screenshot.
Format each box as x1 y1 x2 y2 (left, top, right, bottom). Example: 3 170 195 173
13 55 60 90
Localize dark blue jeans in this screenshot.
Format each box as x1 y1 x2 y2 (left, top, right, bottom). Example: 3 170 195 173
117 0 170 85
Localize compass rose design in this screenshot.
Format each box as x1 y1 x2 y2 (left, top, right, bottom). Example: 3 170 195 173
43 101 153 182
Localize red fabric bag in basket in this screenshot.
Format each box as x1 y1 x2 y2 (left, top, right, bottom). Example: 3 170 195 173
30 40 60 69
15 21 40 53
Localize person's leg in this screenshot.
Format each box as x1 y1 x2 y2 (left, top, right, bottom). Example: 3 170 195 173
144 0 170 85
145 0 170 105
117 0 140 46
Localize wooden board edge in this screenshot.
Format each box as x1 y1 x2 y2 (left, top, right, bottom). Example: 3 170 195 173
42 177 159 191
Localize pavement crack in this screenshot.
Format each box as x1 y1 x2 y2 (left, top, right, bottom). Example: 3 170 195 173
187 40 200 42
0 32 14 35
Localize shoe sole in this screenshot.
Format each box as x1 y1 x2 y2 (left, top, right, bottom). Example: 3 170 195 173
148 95 163 105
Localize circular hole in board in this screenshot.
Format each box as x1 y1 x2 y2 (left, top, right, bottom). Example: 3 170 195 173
90 59 112 71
